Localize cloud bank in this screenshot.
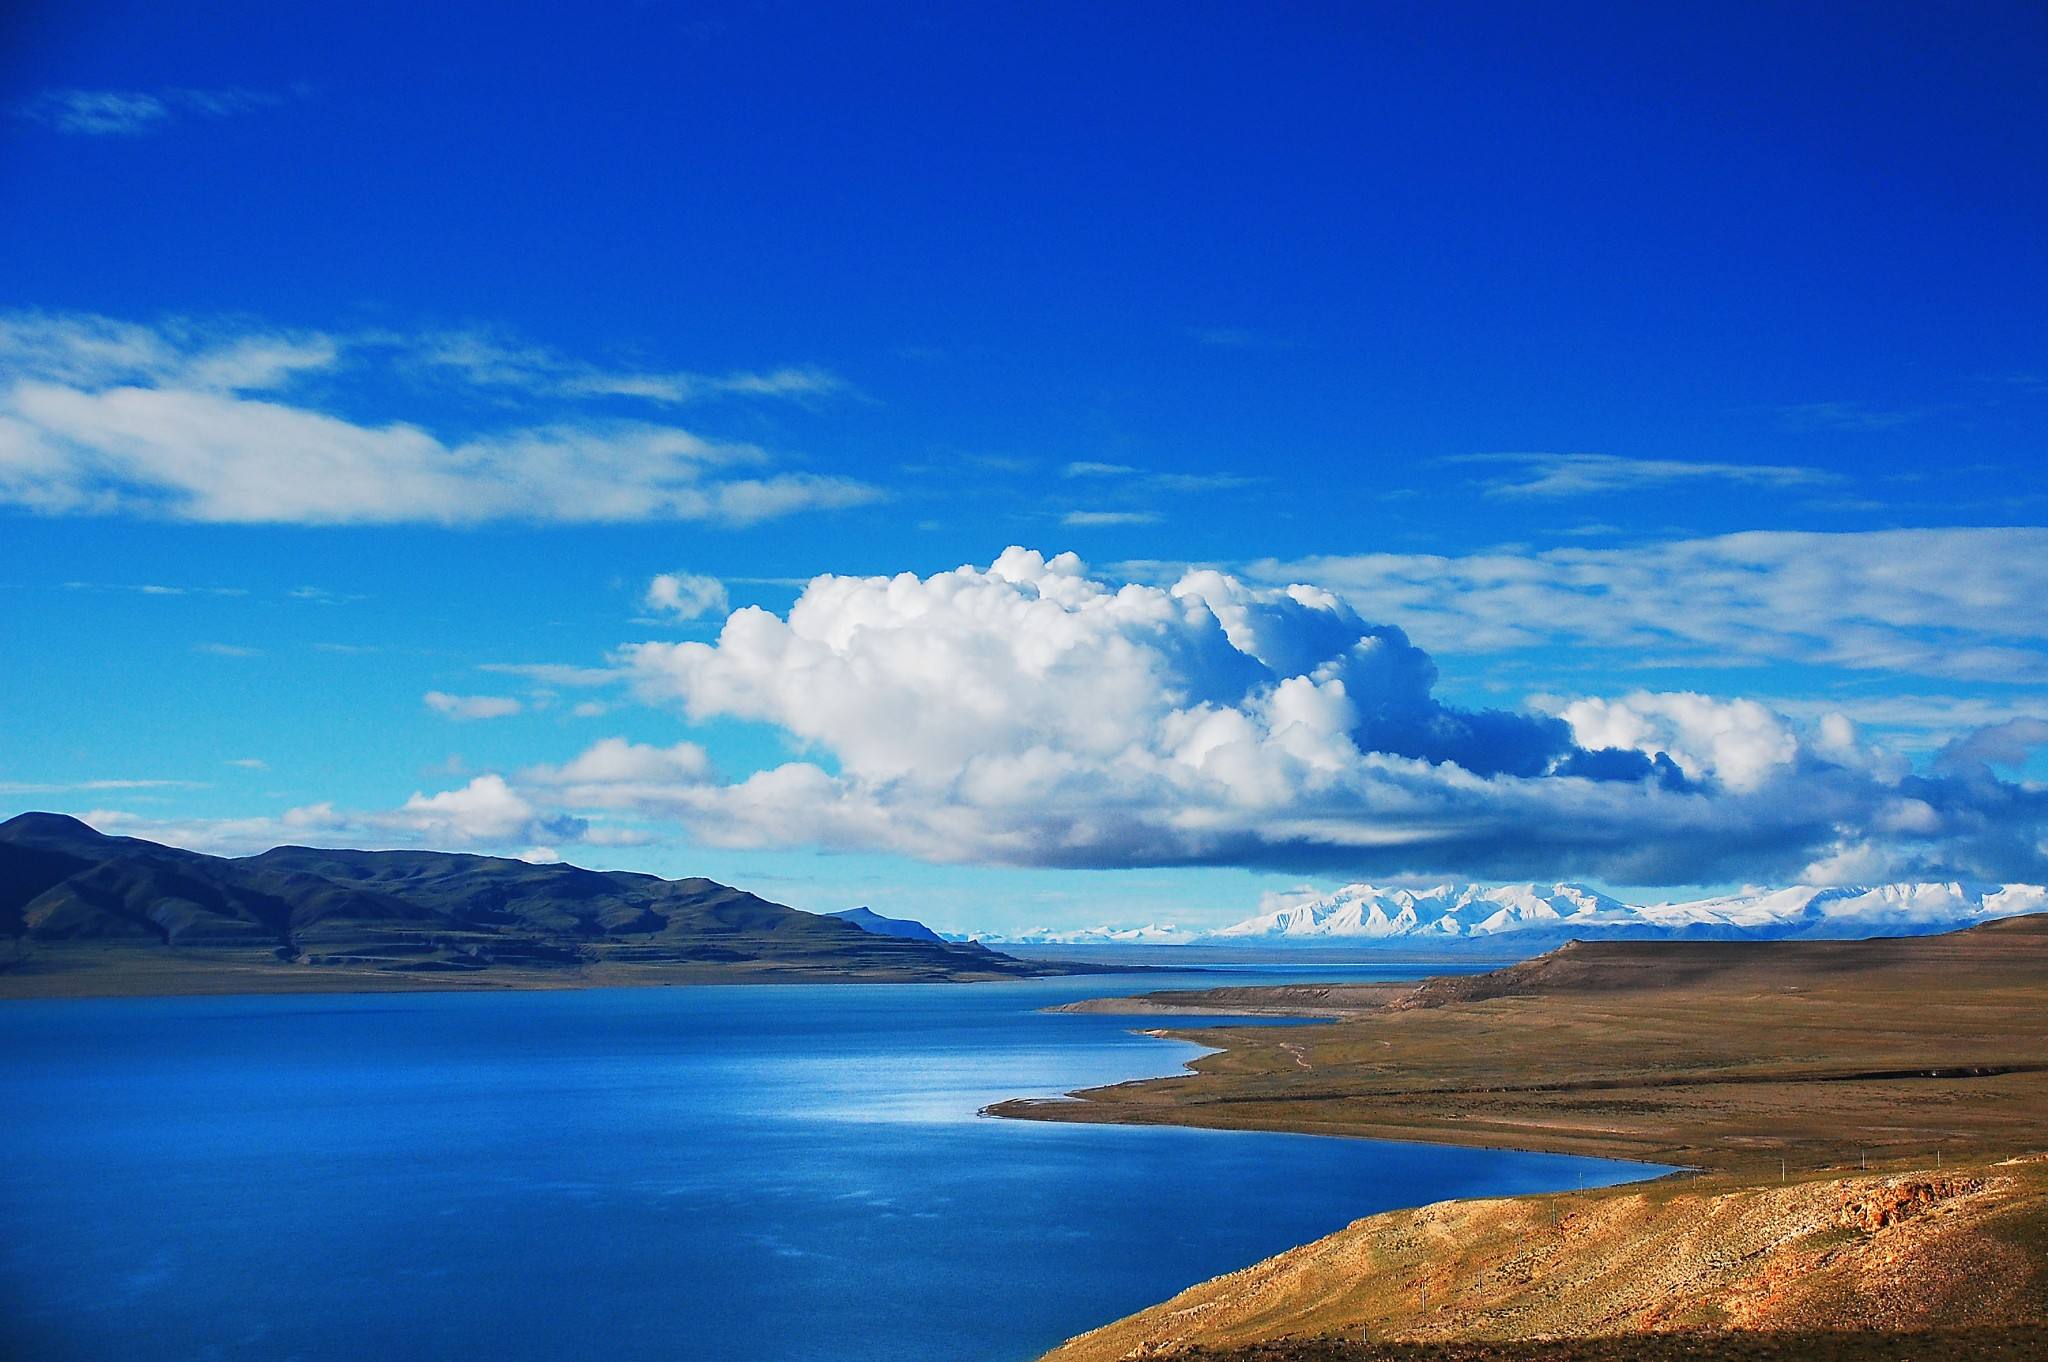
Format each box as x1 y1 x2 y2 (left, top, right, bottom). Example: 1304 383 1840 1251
84 773 587 857
61 550 2047 887
0 311 879 525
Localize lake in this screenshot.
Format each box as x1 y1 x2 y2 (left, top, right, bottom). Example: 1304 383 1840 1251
0 967 1659 1361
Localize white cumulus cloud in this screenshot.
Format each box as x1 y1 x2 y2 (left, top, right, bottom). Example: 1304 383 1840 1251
520 738 714 811
644 572 730 620
58 550 2048 886
392 775 544 843
1546 692 1801 794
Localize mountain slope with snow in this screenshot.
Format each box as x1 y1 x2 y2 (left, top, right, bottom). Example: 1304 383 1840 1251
955 923 1197 946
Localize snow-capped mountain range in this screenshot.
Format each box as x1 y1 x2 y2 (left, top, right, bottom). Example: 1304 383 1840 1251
968 881 2048 947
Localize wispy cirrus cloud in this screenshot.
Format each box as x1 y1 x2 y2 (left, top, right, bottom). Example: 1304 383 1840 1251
0 311 847 409
424 691 524 721
1254 528 2048 684
0 778 208 794
1062 510 1161 527
1053 460 1255 527
476 663 622 688
61 579 249 598
1776 401 1922 432
0 310 881 525
1060 460 1254 493
399 330 847 406
1187 326 1293 351
17 86 297 136
1454 451 1837 499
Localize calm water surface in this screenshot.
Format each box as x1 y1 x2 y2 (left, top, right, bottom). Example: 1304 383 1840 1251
0 967 1658 1361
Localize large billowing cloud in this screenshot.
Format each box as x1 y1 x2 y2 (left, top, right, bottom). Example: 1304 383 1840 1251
572 549 2048 884
0 311 878 524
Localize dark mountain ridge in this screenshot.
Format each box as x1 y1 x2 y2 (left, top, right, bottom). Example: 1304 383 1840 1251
0 811 1047 994
828 905 945 942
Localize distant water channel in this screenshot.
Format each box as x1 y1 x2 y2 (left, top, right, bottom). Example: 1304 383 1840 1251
0 965 1658 1361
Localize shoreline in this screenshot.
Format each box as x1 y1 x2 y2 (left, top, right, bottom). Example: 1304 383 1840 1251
0 967 1060 1000
988 996 1702 1177
0 949 1140 1001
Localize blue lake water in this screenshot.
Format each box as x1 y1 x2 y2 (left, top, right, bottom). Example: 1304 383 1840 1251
0 968 1659 1361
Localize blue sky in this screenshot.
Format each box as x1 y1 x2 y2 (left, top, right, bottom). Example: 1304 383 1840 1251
2 1 2045 933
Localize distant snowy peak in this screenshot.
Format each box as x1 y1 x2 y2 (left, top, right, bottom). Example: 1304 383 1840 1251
1209 882 1632 941
970 923 1197 946
1208 881 2048 944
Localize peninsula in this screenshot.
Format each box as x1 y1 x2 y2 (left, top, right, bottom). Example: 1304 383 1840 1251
1004 916 2048 1360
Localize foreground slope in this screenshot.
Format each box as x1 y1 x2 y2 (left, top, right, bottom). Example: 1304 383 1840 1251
1010 918 2048 1359
1046 1161 2048 1361
0 811 1041 994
